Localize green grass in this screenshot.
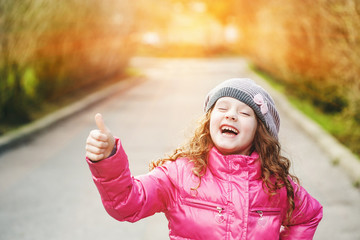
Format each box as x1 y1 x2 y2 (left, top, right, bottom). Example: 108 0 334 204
287 96 344 136
254 66 337 132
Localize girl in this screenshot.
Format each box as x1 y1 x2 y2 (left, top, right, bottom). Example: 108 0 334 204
85 78 323 239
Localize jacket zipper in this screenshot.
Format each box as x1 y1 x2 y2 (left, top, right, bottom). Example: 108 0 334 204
251 209 281 226
252 209 281 217
183 198 226 223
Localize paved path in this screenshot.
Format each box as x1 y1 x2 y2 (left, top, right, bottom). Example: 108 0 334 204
0 57 359 239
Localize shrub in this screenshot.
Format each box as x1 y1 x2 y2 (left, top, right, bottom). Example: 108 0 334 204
235 0 360 156
0 0 136 127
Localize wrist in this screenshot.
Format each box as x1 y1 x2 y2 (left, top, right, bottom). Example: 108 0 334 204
108 143 117 158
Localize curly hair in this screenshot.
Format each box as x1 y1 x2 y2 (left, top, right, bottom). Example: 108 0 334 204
150 108 299 224
150 110 213 178
252 118 299 224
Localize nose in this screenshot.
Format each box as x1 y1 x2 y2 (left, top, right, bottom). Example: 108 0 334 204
225 110 238 121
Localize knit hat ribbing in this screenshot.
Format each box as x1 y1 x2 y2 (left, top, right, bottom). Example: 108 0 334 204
204 78 280 139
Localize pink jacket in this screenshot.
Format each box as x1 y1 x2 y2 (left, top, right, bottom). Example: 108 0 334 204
87 139 322 239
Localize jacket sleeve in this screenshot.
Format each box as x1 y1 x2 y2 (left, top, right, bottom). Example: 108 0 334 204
86 138 175 223
280 181 323 240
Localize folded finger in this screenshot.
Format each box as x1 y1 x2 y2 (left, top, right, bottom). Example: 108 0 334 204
86 136 109 149
89 130 108 141
85 144 105 155
86 151 104 162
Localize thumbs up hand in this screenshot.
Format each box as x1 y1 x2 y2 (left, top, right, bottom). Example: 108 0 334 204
86 113 116 161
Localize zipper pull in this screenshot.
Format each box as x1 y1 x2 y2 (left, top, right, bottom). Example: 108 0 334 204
256 210 266 227
257 210 263 218
215 207 225 224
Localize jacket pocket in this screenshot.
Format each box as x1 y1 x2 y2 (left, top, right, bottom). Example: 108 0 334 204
182 197 226 224
247 208 282 240
249 208 281 228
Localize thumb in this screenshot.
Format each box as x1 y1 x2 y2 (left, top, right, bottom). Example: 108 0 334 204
95 113 110 133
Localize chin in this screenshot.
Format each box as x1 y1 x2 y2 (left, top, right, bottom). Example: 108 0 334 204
216 145 250 156
217 147 240 155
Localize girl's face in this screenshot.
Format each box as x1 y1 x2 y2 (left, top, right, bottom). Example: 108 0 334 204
210 97 258 155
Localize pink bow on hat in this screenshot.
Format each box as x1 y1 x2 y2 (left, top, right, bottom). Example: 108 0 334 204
253 94 268 115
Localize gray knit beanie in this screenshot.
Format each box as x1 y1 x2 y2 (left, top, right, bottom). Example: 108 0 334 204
204 78 280 139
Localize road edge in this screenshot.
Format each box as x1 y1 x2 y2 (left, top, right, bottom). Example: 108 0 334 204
0 76 145 154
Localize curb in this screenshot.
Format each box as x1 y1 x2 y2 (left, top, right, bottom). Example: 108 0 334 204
251 72 360 187
0 77 145 154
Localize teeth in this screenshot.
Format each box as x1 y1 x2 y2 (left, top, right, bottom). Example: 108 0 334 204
221 126 239 134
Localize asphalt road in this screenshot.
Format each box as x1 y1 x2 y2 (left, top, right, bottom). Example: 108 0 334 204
0 57 359 240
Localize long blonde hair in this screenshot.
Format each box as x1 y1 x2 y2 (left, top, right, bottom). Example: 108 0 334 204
150 108 298 224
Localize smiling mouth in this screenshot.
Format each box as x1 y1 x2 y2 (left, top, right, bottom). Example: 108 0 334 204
221 126 239 136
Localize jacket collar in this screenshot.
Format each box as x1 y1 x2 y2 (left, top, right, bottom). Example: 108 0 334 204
207 147 261 180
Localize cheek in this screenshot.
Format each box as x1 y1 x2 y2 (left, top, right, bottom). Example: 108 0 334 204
250 122 258 137
209 113 219 132
243 119 258 136
209 118 217 137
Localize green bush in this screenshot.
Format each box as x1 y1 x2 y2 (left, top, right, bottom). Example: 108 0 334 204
0 64 38 124
0 0 137 129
